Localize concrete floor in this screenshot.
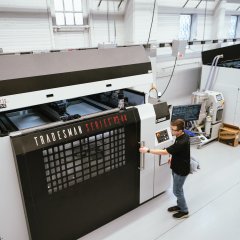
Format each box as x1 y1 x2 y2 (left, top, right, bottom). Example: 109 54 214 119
80 141 240 240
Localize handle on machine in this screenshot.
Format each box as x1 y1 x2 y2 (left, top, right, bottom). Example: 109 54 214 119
139 141 145 171
159 155 162 166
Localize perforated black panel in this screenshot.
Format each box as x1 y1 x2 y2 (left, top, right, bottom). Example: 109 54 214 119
43 127 126 194
12 108 140 240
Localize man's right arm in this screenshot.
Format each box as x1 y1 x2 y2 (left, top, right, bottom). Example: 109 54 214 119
139 146 169 155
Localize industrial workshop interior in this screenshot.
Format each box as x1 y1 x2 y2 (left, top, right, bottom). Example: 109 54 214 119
0 0 240 240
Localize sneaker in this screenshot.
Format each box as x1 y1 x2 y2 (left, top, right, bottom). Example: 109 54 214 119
172 211 189 219
167 206 180 213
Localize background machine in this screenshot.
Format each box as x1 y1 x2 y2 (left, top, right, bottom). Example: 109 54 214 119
169 89 224 148
191 90 224 147
168 46 230 148
0 46 173 240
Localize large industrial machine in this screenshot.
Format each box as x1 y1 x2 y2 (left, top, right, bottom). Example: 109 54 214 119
0 46 174 240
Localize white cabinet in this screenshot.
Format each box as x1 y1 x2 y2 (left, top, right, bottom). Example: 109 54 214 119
136 104 156 203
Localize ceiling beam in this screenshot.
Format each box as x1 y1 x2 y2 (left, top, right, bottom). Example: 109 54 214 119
195 0 204 9
158 5 213 15
118 0 124 9
183 0 191 8
98 0 103 7
227 0 240 3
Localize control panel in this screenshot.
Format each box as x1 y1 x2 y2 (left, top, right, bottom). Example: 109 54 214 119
155 129 170 144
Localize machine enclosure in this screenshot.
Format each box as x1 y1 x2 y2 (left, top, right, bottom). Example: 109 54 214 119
0 46 173 240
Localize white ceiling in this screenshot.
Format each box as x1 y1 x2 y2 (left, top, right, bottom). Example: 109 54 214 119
92 0 127 14
157 0 215 9
93 0 240 13
157 0 240 11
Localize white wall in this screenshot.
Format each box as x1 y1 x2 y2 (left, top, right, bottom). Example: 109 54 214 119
212 0 226 39
0 0 53 53
133 0 158 44
156 59 201 104
195 14 214 40
124 0 134 44
157 14 179 42
225 15 232 38
0 0 239 52
236 17 240 38
91 13 124 47
0 0 46 9
53 31 88 49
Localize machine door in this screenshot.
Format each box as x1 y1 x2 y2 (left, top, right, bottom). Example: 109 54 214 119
11 109 140 240
136 104 156 203
154 122 173 196
154 156 172 196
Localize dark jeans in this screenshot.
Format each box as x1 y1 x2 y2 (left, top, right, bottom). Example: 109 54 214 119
172 171 188 213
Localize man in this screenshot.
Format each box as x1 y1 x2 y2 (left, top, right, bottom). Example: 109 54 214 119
139 119 190 219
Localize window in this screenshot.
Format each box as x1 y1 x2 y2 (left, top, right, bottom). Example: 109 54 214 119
179 15 192 40
53 0 83 26
229 16 238 38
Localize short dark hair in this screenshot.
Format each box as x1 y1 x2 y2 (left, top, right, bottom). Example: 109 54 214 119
171 119 185 131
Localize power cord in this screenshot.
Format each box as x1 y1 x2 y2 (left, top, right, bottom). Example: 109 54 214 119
202 0 208 52
107 0 110 42
160 56 178 99
112 0 117 43
147 0 157 45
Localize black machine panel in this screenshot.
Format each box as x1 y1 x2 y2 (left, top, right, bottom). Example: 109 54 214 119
153 102 170 123
201 43 240 66
0 63 151 96
0 46 151 97
11 108 140 240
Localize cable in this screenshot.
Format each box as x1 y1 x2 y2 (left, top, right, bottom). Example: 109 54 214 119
204 55 218 91
208 55 223 90
113 1 117 43
160 57 177 99
202 0 208 52
147 0 157 45
107 0 110 42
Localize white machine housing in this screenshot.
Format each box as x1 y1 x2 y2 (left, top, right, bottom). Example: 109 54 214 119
136 102 173 203
191 90 224 146
0 46 152 112
205 90 224 125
